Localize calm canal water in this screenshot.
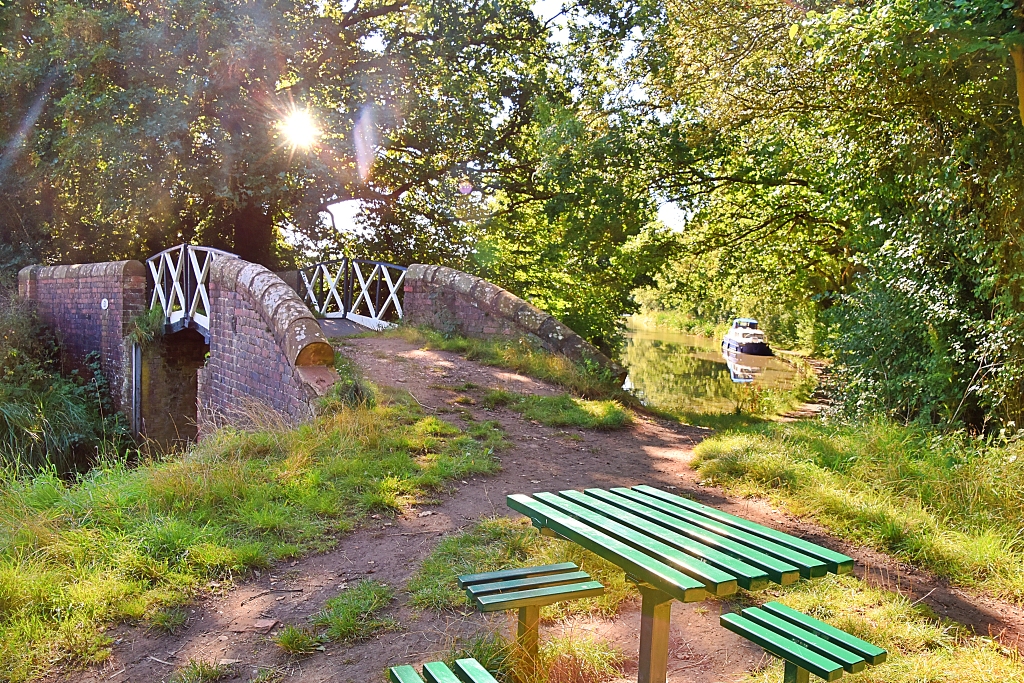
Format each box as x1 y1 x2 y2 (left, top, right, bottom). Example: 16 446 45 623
619 320 805 415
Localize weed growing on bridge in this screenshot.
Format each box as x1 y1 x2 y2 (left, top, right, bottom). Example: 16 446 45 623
483 390 632 430
385 327 623 400
0 384 503 681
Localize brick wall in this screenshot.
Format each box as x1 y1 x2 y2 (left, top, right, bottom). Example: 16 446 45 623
403 264 624 378
201 256 338 424
17 261 147 415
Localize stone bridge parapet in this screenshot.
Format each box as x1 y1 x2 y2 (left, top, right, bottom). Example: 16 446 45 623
19 254 338 448
404 264 624 379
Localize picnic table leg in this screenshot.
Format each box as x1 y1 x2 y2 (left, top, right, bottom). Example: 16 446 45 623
637 585 673 683
516 604 540 683
783 662 809 683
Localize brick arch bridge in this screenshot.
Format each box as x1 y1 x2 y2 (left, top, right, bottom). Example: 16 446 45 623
18 246 619 448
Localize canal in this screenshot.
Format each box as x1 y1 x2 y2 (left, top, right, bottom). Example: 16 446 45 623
619 319 812 416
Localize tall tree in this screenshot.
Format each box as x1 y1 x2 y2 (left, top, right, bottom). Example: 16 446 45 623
0 0 555 269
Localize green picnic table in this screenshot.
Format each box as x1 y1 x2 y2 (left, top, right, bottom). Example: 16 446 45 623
507 486 855 683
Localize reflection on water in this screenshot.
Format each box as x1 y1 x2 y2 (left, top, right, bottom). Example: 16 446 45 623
620 320 803 414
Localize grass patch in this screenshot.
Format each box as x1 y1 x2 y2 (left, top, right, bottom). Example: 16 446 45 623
169 659 231 683
0 385 503 681
742 573 1023 682
483 391 632 430
148 606 188 634
693 419 1024 601
407 518 636 617
273 625 320 655
408 517 542 611
384 326 623 400
312 579 397 642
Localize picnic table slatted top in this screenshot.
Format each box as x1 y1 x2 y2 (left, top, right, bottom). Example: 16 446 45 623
507 486 853 600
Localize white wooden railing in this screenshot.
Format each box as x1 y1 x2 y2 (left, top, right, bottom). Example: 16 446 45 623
147 244 234 336
300 258 406 330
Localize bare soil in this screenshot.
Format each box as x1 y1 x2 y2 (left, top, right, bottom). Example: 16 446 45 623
58 336 1024 683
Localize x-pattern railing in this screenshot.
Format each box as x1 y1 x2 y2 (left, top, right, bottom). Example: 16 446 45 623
300 257 406 330
147 244 234 336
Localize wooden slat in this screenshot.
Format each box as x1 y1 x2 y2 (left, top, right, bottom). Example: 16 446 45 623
507 494 707 603
453 658 500 683
534 492 738 596
720 613 844 681
613 488 827 578
423 661 461 683
475 581 605 611
390 665 424 683
634 485 854 574
588 489 800 585
761 602 887 665
466 571 592 597
564 489 774 589
742 607 866 673
457 562 578 588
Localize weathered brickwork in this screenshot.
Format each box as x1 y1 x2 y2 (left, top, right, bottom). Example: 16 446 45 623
202 256 338 424
404 264 624 378
17 261 147 415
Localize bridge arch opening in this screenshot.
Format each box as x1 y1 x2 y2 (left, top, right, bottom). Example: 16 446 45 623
138 327 208 448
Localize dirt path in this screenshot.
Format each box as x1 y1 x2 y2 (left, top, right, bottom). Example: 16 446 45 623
60 337 1024 683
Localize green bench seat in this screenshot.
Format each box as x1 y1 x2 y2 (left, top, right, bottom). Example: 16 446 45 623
457 563 604 682
721 601 887 683
390 658 498 683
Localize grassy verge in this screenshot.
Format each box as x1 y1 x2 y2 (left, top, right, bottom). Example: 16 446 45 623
741 573 1022 682
482 390 632 430
0 385 503 681
382 326 624 400
693 419 1024 601
407 517 636 618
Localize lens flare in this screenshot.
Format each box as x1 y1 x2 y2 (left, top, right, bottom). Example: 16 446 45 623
280 110 319 149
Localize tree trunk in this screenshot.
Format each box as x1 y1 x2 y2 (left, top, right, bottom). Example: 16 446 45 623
229 203 275 268
1012 44 1024 127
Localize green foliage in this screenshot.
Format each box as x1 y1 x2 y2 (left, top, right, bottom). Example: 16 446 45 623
482 390 632 430
0 291 127 473
0 0 561 272
623 0 1024 429
0 387 500 680
125 307 165 349
693 419 1024 600
311 579 396 642
387 327 624 400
